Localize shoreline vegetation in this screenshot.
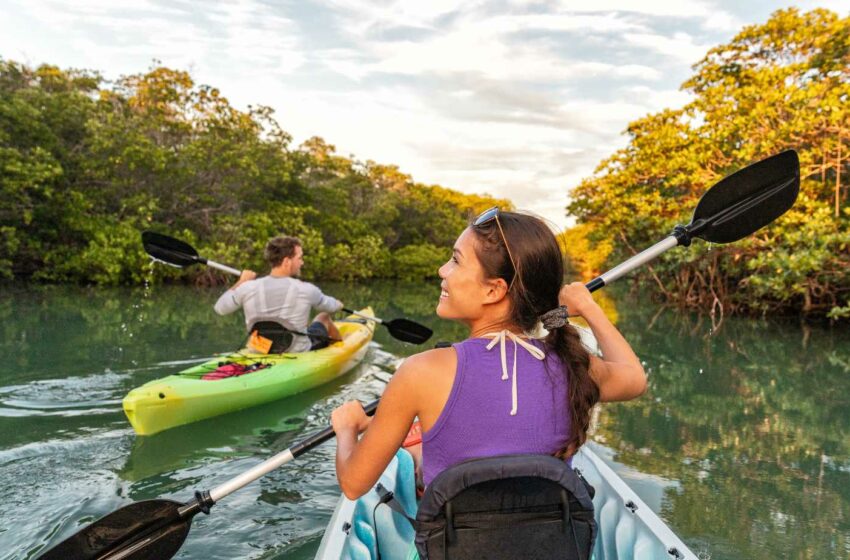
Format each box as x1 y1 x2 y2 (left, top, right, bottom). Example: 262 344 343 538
0 8 847 320
564 9 849 321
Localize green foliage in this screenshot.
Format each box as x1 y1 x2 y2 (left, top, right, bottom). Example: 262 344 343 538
0 58 505 286
565 8 850 319
392 243 449 281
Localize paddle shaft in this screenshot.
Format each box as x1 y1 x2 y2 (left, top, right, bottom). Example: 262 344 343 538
208 399 380 503
586 236 679 292
344 307 383 324
206 259 242 277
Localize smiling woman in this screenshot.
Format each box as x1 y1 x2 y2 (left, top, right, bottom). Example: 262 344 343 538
330 209 647 557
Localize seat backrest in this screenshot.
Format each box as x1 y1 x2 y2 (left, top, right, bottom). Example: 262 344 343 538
247 319 294 353
415 454 596 560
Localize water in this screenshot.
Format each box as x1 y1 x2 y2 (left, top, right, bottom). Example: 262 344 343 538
1 283 848 559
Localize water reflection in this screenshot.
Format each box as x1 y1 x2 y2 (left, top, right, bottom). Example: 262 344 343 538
1 283 849 559
596 300 850 559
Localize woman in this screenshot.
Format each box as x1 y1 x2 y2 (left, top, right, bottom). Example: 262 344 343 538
331 208 646 499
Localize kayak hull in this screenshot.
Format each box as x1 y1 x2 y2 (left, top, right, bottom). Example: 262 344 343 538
316 444 698 560
123 309 375 436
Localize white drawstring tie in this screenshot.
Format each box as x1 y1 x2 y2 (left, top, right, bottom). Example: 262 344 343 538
482 330 546 416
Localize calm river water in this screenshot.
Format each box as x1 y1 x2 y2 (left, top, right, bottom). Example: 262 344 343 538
2 282 848 559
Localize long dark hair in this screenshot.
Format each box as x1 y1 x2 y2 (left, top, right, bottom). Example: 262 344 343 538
470 211 599 457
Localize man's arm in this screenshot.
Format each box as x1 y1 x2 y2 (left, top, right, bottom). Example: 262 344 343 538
213 270 255 315
308 283 343 314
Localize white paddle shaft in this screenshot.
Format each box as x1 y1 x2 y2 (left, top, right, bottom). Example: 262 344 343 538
210 449 295 502
599 236 679 285
347 309 383 324
207 260 241 277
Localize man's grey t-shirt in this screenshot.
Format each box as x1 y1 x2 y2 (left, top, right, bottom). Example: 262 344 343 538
214 275 343 352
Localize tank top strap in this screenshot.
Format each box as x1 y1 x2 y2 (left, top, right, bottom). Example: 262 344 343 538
479 330 547 416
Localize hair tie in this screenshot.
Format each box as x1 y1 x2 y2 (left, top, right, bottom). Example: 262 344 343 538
540 306 568 330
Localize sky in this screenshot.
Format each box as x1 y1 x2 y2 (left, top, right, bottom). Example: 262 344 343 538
1 0 849 230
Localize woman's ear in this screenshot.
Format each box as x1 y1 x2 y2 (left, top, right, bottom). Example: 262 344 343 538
482 277 510 304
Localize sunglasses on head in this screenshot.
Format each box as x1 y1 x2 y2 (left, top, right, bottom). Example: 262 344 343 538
472 206 518 291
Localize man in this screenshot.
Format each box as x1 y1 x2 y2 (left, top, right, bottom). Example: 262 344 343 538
214 236 344 353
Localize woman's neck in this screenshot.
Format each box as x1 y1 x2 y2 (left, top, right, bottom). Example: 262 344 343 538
468 318 523 338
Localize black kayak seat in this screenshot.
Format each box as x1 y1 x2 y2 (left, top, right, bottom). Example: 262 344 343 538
247 318 294 354
414 454 597 560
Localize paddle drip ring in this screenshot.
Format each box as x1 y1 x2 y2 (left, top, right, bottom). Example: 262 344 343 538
194 490 214 515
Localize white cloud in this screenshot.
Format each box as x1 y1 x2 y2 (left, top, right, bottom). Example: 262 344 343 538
622 31 711 65
1 0 818 230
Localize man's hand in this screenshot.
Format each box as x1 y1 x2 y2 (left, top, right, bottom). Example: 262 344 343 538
231 269 256 290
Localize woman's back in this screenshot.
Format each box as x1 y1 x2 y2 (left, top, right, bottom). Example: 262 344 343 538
422 335 570 485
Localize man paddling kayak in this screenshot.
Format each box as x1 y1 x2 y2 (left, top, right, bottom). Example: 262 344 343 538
214 235 344 353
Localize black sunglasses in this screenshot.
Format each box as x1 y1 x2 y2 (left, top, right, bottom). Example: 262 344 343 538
472 206 518 291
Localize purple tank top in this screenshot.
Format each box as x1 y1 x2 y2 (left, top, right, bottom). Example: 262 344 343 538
421 336 571 485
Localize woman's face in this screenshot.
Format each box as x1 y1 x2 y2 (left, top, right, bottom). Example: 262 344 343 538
437 227 496 322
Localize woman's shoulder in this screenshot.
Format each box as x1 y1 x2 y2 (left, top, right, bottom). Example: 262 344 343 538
399 346 457 375
390 347 458 410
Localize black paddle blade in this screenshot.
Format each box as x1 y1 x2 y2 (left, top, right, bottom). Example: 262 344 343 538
38 499 191 560
385 318 433 344
141 231 201 268
690 150 800 244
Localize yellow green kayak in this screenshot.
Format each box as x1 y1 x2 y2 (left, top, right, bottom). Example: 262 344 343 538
123 308 375 436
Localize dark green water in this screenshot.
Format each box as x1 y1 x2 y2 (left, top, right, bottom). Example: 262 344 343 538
1 283 848 559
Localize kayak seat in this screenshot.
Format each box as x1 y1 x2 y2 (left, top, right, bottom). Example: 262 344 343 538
247 319 295 353
414 454 597 560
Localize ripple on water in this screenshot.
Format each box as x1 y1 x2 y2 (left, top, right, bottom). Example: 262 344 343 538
0 427 133 559
0 371 131 418
6 348 392 559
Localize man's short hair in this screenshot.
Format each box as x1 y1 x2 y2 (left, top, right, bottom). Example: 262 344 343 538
265 236 302 267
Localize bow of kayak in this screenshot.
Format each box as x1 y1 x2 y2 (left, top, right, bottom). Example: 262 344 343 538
123 308 375 436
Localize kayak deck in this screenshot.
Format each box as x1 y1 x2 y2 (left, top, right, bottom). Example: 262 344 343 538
123 309 375 436
316 445 697 559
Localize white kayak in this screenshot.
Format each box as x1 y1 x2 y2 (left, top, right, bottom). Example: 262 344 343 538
315 445 697 559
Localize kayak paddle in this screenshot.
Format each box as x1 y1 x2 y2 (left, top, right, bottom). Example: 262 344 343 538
141 231 433 344
343 308 433 346
37 400 381 560
583 150 800 293
39 151 799 560
142 231 241 276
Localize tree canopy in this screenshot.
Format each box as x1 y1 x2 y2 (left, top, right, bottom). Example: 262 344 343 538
565 8 849 320
0 60 508 285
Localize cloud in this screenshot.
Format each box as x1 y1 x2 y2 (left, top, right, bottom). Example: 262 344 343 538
1 0 789 230
622 31 711 64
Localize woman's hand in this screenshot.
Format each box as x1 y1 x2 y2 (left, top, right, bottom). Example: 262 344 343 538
558 282 599 318
332 400 372 435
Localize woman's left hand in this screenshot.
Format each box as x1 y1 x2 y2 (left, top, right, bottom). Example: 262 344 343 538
558 282 599 318
331 400 372 435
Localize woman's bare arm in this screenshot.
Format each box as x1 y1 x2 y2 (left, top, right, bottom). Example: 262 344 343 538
332 348 456 499
559 282 647 402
